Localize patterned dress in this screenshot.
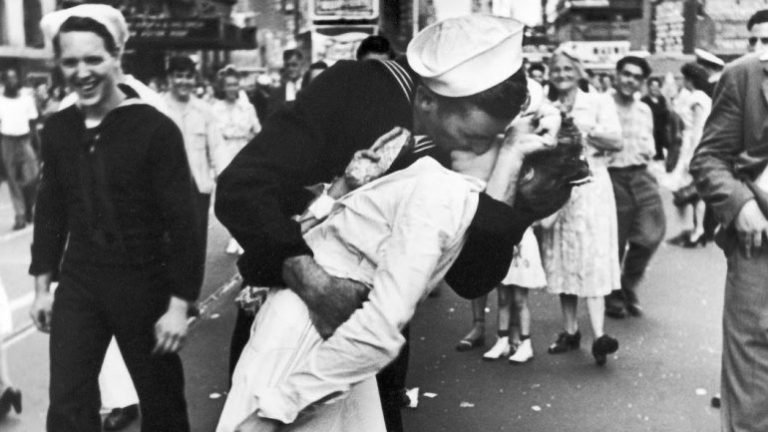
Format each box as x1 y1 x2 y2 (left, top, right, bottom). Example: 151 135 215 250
541 91 622 297
211 96 261 169
501 227 546 289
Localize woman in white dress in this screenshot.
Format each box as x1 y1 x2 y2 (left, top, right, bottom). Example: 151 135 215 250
211 66 261 255
481 227 547 363
667 63 712 247
539 48 622 366
0 276 21 419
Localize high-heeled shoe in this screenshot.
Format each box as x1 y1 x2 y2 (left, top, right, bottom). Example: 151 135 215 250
547 330 581 354
592 335 619 366
682 233 707 248
0 387 22 419
455 334 484 352
666 230 692 246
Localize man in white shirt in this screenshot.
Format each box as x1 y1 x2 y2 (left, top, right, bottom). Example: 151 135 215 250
164 56 226 278
0 69 39 230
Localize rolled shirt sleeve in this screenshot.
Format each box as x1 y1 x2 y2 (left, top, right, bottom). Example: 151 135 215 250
254 171 480 423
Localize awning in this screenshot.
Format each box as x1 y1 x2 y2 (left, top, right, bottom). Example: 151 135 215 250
126 17 257 50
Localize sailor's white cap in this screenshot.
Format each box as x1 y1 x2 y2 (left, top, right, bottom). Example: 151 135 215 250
694 48 725 69
41 4 129 54
407 14 525 97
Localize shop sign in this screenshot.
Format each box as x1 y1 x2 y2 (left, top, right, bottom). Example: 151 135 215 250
127 17 219 40
570 0 610 6
559 40 631 67
310 27 375 64
310 0 379 21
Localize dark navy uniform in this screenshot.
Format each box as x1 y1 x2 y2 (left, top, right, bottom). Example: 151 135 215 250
30 100 202 432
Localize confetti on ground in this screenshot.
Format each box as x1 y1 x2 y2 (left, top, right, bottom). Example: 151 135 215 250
423 392 437 398
209 393 222 399
210 313 220 319
695 388 707 396
460 402 475 408
448 308 455 313
531 405 542 412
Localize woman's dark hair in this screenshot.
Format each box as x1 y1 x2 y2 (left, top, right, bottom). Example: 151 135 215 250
53 16 118 58
434 67 528 121
680 62 709 91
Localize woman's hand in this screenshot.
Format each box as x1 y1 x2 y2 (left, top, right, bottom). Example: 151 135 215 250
500 130 556 158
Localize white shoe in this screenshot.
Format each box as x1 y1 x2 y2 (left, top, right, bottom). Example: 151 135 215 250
483 337 511 360
226 238 241 255
508 338 534 364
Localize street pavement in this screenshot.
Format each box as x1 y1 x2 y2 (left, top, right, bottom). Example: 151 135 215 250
0 162 726 431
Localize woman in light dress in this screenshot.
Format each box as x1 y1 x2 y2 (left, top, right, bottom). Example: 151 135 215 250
481 227 547 363
211 66 262 254
667 63 712 247
539 48 622 366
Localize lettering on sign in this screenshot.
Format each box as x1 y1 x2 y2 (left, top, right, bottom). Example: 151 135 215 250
127 18 219 40
310 0 378 20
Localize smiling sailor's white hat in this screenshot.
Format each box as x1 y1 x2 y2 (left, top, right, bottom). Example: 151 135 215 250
40 4 129 54
407 14 525 98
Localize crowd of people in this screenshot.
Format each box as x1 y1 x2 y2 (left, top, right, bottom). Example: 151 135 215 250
0 2 766 432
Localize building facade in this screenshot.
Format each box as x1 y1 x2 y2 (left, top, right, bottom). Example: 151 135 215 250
0 0 58 81
547 0 650 70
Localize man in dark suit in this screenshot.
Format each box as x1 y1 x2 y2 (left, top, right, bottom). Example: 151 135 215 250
690 51 768 432
268 49 304 116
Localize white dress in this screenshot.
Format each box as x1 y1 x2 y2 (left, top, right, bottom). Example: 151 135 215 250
668 89 711 189
500 227 546 289
541 91 622 297
211 97 261 169
217 158 483 431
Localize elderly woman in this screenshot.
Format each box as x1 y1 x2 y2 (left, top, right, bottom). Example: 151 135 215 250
211 66 261 254
539 48 622 366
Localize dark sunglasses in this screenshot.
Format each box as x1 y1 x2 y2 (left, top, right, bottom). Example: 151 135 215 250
619 70 645 81
749 36 768 46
